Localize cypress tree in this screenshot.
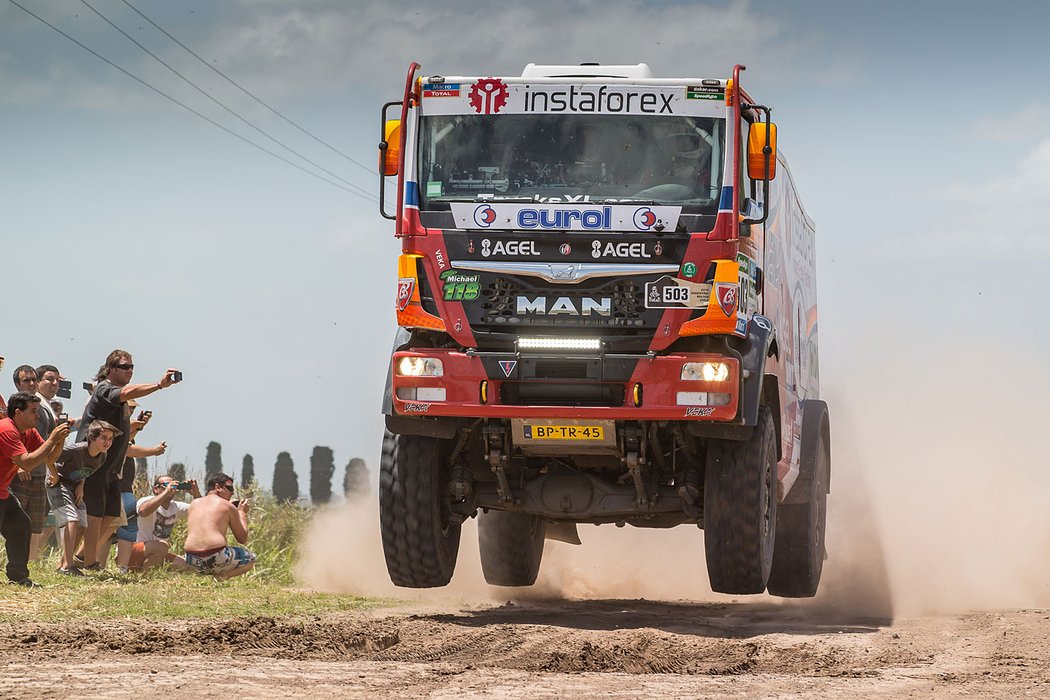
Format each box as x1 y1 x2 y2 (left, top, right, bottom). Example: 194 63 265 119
241 454 255 488
272 451 299 503
309 446 335 505
169 462 187 482
205 441 223 481
344 457 370 500
134 456 150 497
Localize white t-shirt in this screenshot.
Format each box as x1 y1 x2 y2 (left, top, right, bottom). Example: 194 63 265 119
136 497 190 543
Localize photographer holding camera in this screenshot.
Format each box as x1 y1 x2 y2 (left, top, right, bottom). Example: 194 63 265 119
134 475 200 571
76 349 181 570
183 473 255 581
0 392 70 587
9 365 51 562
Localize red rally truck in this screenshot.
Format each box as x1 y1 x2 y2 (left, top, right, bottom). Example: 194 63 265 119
378 62 829 597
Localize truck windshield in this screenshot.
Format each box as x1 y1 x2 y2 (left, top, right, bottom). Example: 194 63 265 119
417 114 724 213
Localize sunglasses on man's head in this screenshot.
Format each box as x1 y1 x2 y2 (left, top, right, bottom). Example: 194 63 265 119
113 363 134 370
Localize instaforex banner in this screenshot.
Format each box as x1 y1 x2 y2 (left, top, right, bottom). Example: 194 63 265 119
420 78 726 119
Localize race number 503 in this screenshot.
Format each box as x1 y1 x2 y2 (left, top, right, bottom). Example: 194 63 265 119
663 286 689 303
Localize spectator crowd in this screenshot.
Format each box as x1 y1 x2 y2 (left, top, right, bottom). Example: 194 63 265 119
0 350 255 588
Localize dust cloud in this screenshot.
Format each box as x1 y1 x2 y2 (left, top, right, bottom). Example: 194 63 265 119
297 348 1050 616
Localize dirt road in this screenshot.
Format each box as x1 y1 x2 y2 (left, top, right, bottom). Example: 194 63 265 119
2 600 1047 698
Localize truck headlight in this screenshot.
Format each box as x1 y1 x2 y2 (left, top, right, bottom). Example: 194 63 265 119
681 362 729 382
397 357 444 377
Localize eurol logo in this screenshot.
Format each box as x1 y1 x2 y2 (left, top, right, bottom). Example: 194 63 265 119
633 208 658 229
473 205 498 228
457 203 678 232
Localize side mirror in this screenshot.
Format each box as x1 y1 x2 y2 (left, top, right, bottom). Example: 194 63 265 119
747 121 777 181
380 119 401 177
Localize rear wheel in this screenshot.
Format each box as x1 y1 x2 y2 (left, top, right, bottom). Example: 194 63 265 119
478 510 546 587
704 406 778 594
767 420 829 598
379 431 461 588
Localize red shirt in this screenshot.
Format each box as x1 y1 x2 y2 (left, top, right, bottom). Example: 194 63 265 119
0 417 43 498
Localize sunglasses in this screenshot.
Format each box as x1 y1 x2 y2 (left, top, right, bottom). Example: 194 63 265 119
220 483 234 491
113 363 134 370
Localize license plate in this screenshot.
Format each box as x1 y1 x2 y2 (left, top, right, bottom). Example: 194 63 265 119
523 425 605 440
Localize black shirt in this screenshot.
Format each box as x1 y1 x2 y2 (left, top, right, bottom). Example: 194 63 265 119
76 380 131 481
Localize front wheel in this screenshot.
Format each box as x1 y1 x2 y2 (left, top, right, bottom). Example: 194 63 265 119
379 431 461 588
703 406 778 594
767 411 829 598
478 510 546 587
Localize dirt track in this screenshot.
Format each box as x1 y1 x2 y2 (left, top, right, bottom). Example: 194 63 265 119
2 600 1048 698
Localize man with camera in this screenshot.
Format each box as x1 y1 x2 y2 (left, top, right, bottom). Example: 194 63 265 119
9 365 52 562
0 392 70 587
183 473 255 581
76 349 181 570
135 475 200 571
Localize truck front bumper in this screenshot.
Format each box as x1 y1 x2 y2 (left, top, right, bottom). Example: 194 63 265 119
391 348 740 421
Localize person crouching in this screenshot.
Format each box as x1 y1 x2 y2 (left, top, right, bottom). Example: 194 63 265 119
183 473 255 581
135 475 200 571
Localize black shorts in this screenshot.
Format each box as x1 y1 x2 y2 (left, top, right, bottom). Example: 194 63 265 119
82 468 121 518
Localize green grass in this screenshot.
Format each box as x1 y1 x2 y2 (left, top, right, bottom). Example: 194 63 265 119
0 492 387 622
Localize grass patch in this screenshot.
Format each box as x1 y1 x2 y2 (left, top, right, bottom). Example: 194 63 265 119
0 492 387 622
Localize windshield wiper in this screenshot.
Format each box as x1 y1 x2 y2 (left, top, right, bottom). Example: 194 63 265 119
597 198 658 205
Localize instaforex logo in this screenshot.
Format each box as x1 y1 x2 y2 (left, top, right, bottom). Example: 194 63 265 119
524 86 675 114
469 79 509 114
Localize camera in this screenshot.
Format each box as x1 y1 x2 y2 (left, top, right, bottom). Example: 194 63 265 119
57 379 72 400
170 370 183 383
83 381 95 392
137 410 153 422
173 481 193 491
231 500 241 508
57 412 73 427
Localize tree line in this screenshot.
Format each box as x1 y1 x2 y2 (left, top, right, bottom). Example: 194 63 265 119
135 442 370 504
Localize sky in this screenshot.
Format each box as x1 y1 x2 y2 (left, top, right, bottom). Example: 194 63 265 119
3 0 1049 494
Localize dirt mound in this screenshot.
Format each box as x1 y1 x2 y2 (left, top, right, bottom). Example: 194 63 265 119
3 605 1049 697
5 616 399 661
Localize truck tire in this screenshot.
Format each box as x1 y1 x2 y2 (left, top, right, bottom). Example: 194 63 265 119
379 430 461 588
767 415 829 598
704 406 778 594
478 510 546 587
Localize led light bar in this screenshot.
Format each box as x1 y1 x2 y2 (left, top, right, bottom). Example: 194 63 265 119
517 337 601 351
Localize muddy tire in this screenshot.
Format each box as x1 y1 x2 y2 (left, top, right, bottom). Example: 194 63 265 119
379 430 461 588
704 406 778 594
478 511 546 587
767 408 829 598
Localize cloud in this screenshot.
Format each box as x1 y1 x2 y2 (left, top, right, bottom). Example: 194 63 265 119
873 137 1050 261
968 103 1050 142
2 0 839 110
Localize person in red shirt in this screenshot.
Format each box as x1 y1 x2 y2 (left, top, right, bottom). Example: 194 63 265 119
0 392 69 587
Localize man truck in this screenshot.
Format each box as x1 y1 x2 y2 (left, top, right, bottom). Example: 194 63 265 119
377 62 829 597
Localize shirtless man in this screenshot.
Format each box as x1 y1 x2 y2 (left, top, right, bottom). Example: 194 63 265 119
183 473 255 581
